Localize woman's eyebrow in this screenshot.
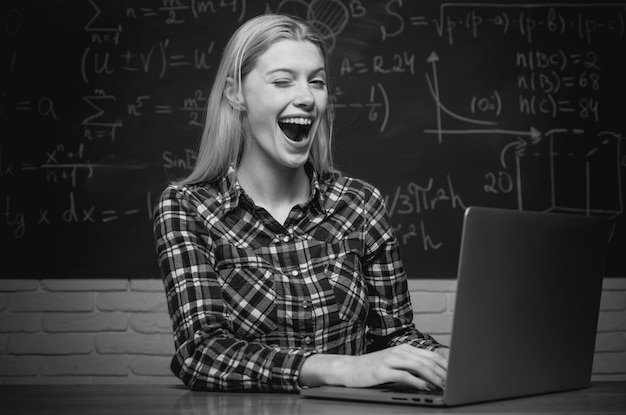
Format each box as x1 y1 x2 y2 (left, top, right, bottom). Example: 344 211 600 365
266 66 326 76
311 67 327 77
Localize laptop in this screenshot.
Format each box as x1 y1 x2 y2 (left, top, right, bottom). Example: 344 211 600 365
300 206 609 406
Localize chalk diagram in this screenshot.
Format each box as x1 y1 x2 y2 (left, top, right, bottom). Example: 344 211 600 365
275 0 351 51
421 4 624 222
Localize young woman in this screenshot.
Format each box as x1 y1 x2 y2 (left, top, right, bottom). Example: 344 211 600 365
153 13 448 392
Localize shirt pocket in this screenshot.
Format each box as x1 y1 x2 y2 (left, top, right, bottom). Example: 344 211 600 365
327 252 369 324
219 267 278 340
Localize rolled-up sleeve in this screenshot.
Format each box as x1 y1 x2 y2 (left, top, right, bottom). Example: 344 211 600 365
360 185 444 352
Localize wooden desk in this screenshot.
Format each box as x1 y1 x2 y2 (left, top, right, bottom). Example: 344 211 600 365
1 382 624 415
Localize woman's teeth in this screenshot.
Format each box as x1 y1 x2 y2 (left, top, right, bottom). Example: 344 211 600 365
278 117 313 142
280 117 313 126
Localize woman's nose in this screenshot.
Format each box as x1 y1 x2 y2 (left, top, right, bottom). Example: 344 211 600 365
294 82 314 109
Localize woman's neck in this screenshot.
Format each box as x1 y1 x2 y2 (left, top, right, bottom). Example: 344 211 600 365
236 160 310 225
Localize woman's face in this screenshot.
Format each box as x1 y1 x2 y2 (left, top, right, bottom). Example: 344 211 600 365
239 39 328 172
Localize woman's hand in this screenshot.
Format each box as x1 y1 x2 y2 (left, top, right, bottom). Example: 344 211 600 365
299 344 448 391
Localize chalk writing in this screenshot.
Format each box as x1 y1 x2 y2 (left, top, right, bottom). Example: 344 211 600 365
1 0 624 278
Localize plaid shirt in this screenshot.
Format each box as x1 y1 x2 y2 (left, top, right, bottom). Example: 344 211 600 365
154 165 443 392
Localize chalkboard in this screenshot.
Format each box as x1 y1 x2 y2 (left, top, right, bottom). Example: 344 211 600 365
1 0 624 278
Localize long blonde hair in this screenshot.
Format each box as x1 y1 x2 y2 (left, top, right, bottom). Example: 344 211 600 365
175 14 338 186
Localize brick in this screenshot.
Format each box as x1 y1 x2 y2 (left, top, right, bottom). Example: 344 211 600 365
595 333 625 352
41 279 128 292
130 279 164 292
407 279 457 293
434 334 452 348
96 292 167 312
129 313 172 334
413 313 453 335
42 312 128 333
9 292 94 312
0 280 40 292
0 355 40 376
597 310 626 332
130 356 173 376
592 352 626 374
95 334 173 355
448 294 457 312
410 292 447 313
8 334 94 355
40 355 129 376
591 374 626 382
0 312 42 333
0 294 7 311
602 278 626 290
600 291 626 311
0 334 8 354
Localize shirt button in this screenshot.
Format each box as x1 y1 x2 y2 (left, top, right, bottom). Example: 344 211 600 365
303 336 312 345
291 269 299 277
302 300 309 309
282 235 290 243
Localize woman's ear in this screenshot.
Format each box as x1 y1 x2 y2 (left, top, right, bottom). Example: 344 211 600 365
224 77 245 111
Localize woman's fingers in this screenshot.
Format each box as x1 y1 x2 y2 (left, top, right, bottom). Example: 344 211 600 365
389 345 447 387
394 371 438 391
406 345 448 371
394 354 446 389
350 345 448 390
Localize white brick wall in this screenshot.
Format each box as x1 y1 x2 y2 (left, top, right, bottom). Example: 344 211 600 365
406 278 626 382
0 278 625 384
0 279 176 385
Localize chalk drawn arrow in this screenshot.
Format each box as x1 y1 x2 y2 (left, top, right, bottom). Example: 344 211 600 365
425 51 499 143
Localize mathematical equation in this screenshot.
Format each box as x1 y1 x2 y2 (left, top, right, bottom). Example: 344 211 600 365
3 191 156 240
402 2 625 44
86 0 247 43
385 128 624 251
2 0 625 278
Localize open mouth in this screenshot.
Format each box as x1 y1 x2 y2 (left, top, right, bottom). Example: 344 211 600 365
278 117 313 142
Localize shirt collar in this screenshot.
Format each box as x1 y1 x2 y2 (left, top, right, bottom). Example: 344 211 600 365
218 165 244 215
218 163 326 216
306 162 326 215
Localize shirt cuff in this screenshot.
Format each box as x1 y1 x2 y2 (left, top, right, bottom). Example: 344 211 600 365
289 348 319 392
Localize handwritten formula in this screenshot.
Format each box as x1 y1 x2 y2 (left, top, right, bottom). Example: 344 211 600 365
1 0 624 278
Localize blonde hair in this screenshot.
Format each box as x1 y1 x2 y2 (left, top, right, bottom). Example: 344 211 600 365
175 14 338 186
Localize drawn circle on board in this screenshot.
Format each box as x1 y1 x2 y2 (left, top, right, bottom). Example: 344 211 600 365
276 0 310 20
276 0 350 51
307 0 349 51
308 0 349 36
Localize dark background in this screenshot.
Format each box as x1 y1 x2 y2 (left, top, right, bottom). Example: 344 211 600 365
1 0 624 278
